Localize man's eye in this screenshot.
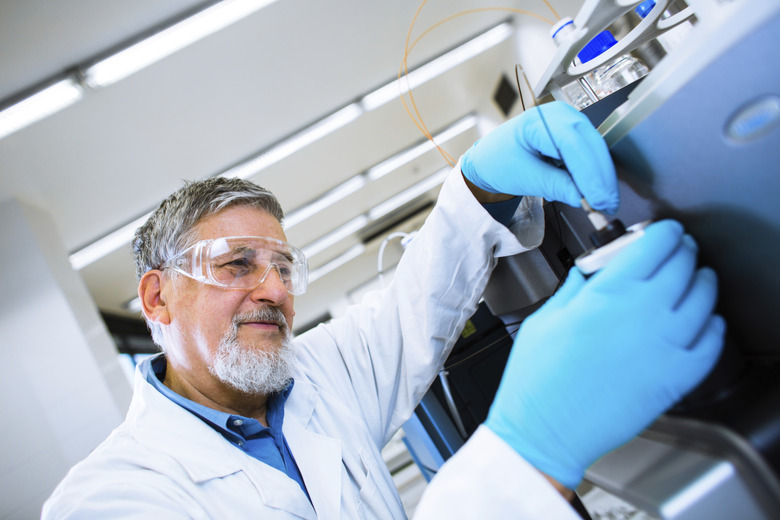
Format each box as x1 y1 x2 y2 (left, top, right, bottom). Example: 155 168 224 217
219 258 252 272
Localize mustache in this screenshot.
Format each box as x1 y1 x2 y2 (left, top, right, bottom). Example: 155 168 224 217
232 306 289 332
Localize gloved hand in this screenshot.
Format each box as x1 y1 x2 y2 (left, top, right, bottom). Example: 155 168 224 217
461 101 619 213
484 220 725 489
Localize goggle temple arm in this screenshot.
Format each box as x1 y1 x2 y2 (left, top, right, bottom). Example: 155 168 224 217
192 241 210 284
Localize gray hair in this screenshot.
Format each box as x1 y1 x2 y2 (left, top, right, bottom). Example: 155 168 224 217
132 176 285 349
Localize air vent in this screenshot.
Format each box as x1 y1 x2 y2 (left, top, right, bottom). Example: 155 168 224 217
493 74 518 117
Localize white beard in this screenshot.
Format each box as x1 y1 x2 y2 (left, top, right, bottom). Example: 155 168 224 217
209 307 296 396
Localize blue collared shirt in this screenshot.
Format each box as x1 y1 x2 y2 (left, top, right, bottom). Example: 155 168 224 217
484 196 522 226
140 354 310 501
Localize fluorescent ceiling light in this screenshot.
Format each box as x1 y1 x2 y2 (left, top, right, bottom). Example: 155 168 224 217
84 0 280 87
367 115 477 181
299 168 448 278
366 143 433 182
301 215 369 259
284 175 367 229
0 79 84 140
221 103 363 180
68 102 363 270
288 114 477 229
304 166 448 282
361 23 513 111
308 244 366 284
369 168 449 221
64 16 486 270
69 212 152 270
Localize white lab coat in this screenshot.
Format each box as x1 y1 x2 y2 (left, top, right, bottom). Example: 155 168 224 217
43 167 579 519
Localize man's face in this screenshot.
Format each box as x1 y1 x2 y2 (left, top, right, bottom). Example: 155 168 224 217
162 205 296 395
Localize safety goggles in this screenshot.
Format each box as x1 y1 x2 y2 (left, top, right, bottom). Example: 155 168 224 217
162 236 308 295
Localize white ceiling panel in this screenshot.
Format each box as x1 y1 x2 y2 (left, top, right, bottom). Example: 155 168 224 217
0 0 570 334
0 0 207 98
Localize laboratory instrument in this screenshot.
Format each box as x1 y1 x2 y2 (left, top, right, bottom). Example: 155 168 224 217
405 1 780 518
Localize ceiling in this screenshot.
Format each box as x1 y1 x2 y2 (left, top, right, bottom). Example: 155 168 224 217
0 0 575 335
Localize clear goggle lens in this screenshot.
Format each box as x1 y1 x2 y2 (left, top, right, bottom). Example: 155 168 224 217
163 236 308 295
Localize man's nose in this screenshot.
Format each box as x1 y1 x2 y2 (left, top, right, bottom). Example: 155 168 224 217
248 264 289 303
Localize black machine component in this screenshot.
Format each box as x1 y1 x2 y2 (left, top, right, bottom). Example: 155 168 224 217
426 302 515 439
587 218 626 248
407 204 571 458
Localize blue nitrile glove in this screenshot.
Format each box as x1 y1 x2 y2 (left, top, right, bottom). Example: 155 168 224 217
484 220 725 489
461 101 619 213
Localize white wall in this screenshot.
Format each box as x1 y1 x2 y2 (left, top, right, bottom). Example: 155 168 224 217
0 199 131 519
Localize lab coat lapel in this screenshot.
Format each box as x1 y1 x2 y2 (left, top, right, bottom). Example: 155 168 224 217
130 368 319 519
128 368 245 481
238 455 319 519
284 379 343 520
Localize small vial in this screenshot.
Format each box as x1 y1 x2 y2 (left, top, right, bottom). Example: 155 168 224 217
551 18 594 109
551 18 650 108
577 31 650 100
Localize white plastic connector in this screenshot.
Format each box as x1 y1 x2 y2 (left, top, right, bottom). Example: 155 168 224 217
574 221 651 275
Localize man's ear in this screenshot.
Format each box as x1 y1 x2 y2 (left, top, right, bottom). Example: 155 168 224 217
138 270 171 326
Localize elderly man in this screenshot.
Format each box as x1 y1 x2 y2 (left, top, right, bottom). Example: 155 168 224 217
44 103 723 519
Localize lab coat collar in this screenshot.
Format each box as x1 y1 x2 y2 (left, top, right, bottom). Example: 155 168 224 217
284 375 343 520
128 358 319 519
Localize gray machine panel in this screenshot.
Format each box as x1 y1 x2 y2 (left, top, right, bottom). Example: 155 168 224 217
606 5 780 358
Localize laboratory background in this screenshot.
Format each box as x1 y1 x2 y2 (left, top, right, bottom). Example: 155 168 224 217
1 0 778 518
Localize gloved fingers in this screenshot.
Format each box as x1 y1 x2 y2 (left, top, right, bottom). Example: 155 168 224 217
670 314 726 396
556 122 619 214
465 142 585 202
543 268 587 311
530 159 588 207
521 107 563 158
662 267 719 349
639 233 699 309
595 220 685 284
689 314 726 366
526 103 619 214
